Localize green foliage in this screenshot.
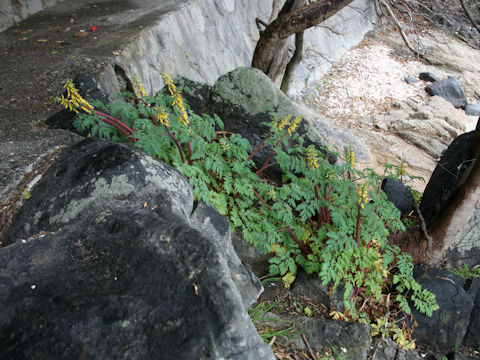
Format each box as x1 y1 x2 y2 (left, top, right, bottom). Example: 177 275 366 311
248 302 299 344
67 76 438 344
318 342 353 360
450 264 480 279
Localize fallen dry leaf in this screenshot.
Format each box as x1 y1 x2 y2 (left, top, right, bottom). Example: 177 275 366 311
74 31 88 37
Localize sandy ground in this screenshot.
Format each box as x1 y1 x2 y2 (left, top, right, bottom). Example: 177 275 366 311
301 27 479 191
310 33 479 130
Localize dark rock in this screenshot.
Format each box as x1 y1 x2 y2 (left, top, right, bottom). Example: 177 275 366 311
46 72 110 133
464 278 480 348
190 202 263 308
232 231 271 278
425 76 467 108
370 338 399 360
412 267 474 352
465 102 480 116
420 131 474 225
1 138 273 359
265 313 371 360
419 72 440 82
381 177 414 216
174 76 211 115
404 77 419 84
74 72 111 105
205 67 335 182
446 351 480 360
291 271 344 312
45 109 81 133
291 316 371 360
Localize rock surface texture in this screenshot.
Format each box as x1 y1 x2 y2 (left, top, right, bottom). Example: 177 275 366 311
1 138 273 360
0 0 376 200
420 129 480 267
425 76 468 109
204 67 335 181
0 0 65 31
412 267 475 352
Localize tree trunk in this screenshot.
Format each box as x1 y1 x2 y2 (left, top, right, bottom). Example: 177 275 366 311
265 0 306 85
425 118 480 265
280 31 304 93
252 0 355 76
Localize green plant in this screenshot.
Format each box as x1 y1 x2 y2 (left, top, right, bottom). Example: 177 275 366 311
57 75 438 343
450 264 480 279
318 342 352 360
248 302 299 344
370 315 416 350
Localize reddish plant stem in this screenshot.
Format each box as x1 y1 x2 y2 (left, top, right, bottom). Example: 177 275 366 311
308 217 318 230
355 205 362 248
256 131 289 176
253 189 271 208
165 127 185 163
99 118 136 143
187 142 193 165
280 225 310 257
247 132 272 161
95 110 134 135
314 184 323 227
256 150 276 176
324 184 331 224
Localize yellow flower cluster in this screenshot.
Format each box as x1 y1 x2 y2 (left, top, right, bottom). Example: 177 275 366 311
154 106 169 127
305 145 319 169
326 170 336 181
268 188 277 201
357 184 368 208
219 137 230 152
162 73 189 126
57 79 93 114
397 158 406 177
346 145 355 168
132 75 147 98
272 114 302 134
287 115 302 134
274 115 292 131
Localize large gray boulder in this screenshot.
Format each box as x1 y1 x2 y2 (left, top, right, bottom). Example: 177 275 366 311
1 138 273 360
205 67 335 181
425 77 467 109
412 267 474 352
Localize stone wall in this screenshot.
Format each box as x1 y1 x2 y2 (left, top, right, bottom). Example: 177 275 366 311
97 0 376 97
0 0 66 32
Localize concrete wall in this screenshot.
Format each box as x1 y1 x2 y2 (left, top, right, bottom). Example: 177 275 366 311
104 0 375 97
0 0 66 32
109 0 273 96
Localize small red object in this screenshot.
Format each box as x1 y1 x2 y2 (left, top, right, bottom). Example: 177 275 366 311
89 26 98 31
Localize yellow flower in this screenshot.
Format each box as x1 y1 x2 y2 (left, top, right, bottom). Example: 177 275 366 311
162 73 177 97
346 145 355 168
57 79 93 114
326 170 336 181
305 145 319 169
162 73 189 126
357 184 368 208
268 188 277 201
154 106 169 127
274 114 292 131
287 115 302 134
219 137 230 152
132 75 147 98
397 158 406 177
